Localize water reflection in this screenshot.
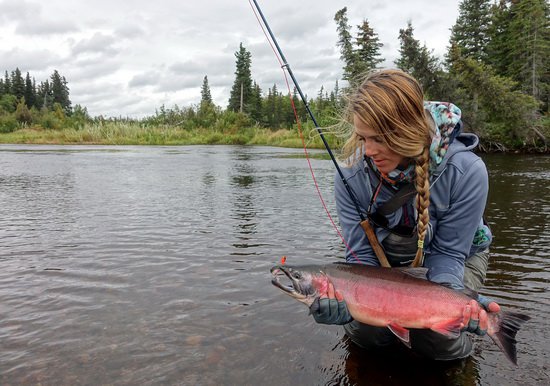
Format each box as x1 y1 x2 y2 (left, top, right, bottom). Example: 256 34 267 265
230 147 259 250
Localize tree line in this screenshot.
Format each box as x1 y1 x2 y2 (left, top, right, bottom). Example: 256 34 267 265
0 68 71 112
0 68 91 132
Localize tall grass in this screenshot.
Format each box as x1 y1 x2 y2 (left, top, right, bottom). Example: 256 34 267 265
0 121 342 149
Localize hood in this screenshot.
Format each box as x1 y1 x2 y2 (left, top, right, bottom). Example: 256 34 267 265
431 133 479 176
424 101 479 175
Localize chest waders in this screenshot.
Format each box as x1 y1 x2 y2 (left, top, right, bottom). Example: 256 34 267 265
365 180 419 267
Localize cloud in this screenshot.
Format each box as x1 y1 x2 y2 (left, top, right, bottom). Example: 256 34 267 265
0 0 78 36
15 19 78 36
114 24 146 39
0 47 63 74
128 72 161 88
71 32 118 56
0 0 461 118
0 0 40 22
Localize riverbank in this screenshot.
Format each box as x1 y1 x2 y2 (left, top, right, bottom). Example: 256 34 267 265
0 122 342 149
0 121 548 153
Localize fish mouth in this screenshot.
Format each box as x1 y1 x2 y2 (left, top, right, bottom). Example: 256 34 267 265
270 265 308 300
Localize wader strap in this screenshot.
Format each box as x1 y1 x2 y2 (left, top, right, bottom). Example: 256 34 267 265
377 183 416 216
360 220 391 267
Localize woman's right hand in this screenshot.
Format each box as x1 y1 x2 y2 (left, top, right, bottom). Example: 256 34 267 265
309 282 353 325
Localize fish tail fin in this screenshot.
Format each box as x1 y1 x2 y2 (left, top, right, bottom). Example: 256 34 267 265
487 311 530 366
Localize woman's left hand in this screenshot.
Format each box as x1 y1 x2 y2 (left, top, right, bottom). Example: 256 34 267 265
462 297 501 335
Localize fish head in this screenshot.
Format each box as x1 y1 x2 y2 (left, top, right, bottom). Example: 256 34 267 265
270 264 327 307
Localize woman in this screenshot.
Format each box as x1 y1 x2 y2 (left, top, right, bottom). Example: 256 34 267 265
310 69 500 361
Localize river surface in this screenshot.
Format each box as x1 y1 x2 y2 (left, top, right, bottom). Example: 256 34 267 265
0 145 548 385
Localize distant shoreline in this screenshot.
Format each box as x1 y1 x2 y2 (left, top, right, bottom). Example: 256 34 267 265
1 125 548 154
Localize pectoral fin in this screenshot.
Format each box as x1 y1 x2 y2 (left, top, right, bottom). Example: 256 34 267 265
388 323 411 348
430 318 463 338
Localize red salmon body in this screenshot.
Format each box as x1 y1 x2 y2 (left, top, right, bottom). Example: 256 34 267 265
271 262 530 365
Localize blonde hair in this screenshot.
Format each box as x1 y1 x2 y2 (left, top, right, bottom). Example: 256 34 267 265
342 69 432 266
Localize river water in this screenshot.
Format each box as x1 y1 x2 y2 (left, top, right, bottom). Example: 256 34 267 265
0 145 548 385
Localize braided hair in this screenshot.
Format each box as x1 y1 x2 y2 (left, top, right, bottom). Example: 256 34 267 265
341 69 432 265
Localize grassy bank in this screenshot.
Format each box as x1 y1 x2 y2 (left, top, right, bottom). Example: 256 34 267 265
1 120 548 154
0 122 344 149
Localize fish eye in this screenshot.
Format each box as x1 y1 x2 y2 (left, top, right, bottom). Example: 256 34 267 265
292 271 302 279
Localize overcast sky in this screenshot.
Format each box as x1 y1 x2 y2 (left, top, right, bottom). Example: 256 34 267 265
0 0 461 118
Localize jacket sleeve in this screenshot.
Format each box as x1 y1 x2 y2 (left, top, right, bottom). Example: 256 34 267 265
334 170 379 266
425 158 489 289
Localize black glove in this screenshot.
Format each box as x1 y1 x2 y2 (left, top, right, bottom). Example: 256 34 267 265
309 297 353 325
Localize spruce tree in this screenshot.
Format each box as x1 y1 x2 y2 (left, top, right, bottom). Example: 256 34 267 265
200 75 213 106
486 0 513 75
50 70 71 114
507 0 550 105
24 72 36 109
395 21 441 97
449 0 492 62
10 68 25 100
4 71 11 95
355 19 384 73
228 43 253 113
198 75 217 127
249 81 263 123
334 7 359 83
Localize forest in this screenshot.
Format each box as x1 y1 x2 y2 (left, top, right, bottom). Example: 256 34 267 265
0 0 548 151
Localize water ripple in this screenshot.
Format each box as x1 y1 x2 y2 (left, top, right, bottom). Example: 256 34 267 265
0 146 548 385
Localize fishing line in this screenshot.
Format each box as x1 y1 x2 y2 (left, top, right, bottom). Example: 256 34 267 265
248 0 362 262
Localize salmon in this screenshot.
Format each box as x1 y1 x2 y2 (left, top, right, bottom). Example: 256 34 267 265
271 262 530 365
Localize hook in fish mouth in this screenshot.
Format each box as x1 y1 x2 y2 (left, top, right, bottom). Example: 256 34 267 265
270 265 308 300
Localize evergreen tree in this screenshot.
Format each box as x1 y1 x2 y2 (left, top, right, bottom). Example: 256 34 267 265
50 70 71 114
24 72 36 109
355 19 384 73
10 68 25 100
507 0 550 105
198 75 217 127
333 80 340 103
249 81 263 123
334 7 360 83
395 21 441 97
4 71 11 95
316 85 326 114
449 0 492 62
228 43 253 113
264 84 287 129
266 84 279 128
200 75 213 106
486 1 513 75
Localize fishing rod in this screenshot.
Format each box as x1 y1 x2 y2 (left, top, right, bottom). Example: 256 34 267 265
249 0 366 222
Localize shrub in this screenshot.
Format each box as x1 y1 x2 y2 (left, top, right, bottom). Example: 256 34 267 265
0 114 19 133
